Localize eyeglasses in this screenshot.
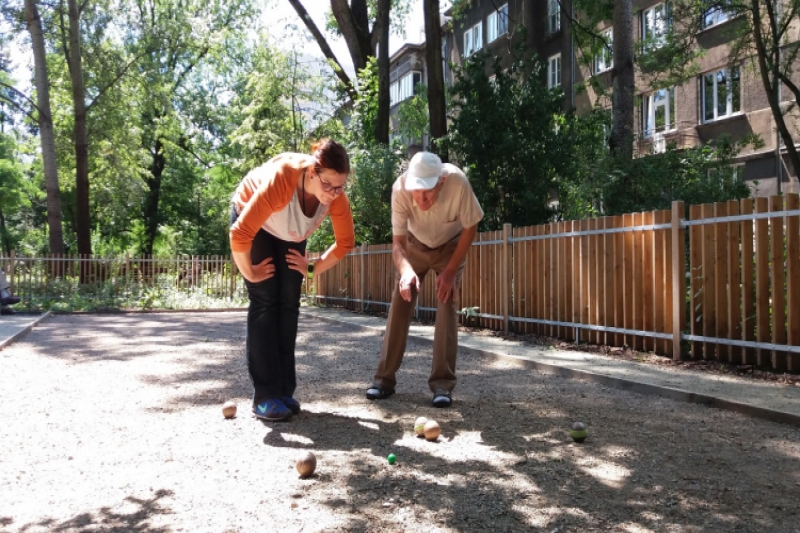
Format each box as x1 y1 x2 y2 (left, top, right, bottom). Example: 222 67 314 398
317 174 345 195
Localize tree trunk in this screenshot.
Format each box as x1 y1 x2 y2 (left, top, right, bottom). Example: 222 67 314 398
750 0 800 182
67 0 92 258
375 0 390 144
24 0 65 255
610 0 634 159
143 137 166 256
331 0 372 72
424 0 447 162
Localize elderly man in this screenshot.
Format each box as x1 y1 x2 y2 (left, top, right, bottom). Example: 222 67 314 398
366 151 484 408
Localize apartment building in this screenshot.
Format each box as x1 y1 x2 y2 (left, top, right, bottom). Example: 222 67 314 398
391 0 799 196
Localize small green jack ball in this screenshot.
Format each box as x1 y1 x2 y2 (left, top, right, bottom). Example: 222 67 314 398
570 421 588 443
387 453 396 465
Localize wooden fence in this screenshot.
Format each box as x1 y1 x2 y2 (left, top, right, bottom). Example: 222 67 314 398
0 253 247 307
316 195 800 373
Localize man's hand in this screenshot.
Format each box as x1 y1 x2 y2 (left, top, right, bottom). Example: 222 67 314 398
398 268 420 302
435 268 457 302
247 257 275 283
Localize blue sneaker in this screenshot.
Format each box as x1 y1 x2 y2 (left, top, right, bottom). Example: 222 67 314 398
281 396 301 415
252 398 292 421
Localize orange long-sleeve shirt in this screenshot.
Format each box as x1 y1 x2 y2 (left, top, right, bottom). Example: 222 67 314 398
229 153 355 258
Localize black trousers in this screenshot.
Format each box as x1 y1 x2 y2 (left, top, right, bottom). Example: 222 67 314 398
231 207 306 403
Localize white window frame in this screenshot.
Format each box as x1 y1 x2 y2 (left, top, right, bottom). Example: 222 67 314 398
463 22 483 57
594 28 613 73
642 2 672 48
702 1 733 29
643 87 676 138
390 71 422 107
548 54 562 89
487 4 509 43
702 66 741 123
548 0 561 33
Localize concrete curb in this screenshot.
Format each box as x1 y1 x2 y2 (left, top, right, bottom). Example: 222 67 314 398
302 310 800 428
0 311 52 352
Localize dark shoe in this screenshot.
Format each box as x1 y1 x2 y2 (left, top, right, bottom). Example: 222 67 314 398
252 398 292 421
366 386 395 400
432 389 452 408
0 296 20 306
281 396 301 415
0 306 15 316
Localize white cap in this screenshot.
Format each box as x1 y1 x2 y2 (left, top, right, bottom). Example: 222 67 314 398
405 152 444 191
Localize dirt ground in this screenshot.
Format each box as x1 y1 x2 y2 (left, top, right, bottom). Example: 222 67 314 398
1 312 799 533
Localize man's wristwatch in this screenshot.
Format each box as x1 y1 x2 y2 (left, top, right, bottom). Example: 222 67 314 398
307 261 315 275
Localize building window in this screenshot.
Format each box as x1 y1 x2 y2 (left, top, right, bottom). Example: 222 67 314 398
464 22 483 57
702 66 740 122
643 87 676 137
548 54 561 89
594 28 613 73
703 1 732 29
642 2 672 48
487 4 509 43
548 0 561 33
390 71 422 107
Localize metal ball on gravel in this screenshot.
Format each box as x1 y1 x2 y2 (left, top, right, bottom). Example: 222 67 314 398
222 401 237 419
424 420 441 441
570 421 588 443
296 451 317 478
414 416 428 437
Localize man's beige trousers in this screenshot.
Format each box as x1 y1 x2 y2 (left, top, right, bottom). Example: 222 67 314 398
372 232 466 393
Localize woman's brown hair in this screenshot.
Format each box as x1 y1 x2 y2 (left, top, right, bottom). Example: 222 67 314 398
311 138 350 175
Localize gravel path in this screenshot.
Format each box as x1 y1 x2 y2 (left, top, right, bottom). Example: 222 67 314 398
1 312 799 532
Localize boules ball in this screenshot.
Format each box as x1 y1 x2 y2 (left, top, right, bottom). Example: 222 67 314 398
222 401 237 419
414 416 428 437
570 421 588 443
296 451 317 478
423 420 441 442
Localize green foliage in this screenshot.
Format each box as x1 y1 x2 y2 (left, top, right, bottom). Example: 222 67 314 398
558 131 754 219
0 133 35 253
396 83 429 147
442 50 570 230
308 57 401 250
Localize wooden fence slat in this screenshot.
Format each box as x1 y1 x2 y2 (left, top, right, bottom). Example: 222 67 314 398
727 200 742 363
701 203 717 360
622 214 634 348
740 199 756 365
613 216 624 347
769 195 787 371
715 202 729 361
653 211 666 355
588 218 599 344
602 217 613 347
643 211 655 353
787 194 800 371
755 197 770 366
580 219 590 343
689 205 703 359
632 213 644 351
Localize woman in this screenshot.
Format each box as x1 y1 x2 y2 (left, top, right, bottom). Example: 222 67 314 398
230 139 355 421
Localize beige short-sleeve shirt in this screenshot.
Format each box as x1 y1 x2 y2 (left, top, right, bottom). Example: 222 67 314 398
391 163 484 249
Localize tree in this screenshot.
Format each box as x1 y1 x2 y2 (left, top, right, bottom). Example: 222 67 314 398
423 0 447 160
121 0 258 255
640 0 800 181
288 0 394 144
0 133 33 255
443 51 571 229
560 0 634 159
19 0 66 254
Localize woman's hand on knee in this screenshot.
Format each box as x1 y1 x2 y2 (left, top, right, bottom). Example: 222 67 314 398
248 257 275 283
286 249 309 275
